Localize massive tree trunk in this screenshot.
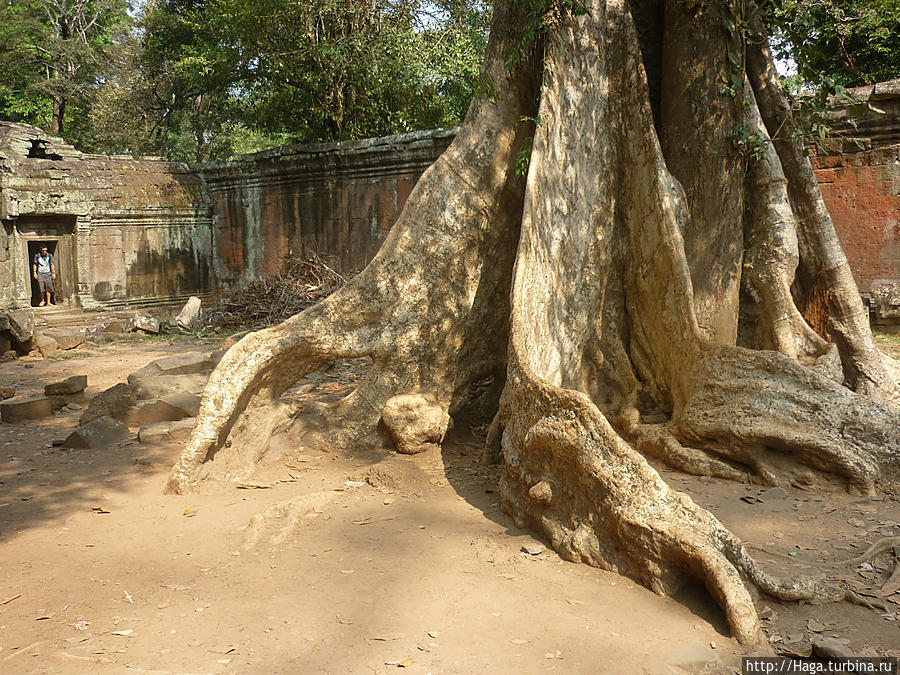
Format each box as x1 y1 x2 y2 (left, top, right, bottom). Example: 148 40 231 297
168 0 900 648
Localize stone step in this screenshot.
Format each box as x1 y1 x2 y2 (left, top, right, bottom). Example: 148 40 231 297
1 396 52 423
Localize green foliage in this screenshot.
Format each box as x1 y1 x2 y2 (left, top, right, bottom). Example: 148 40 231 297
762 0 900 87
130 0 491 160
0 0 131 135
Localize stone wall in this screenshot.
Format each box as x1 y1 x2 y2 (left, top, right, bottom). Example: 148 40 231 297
0 123 454 311
199 129 455 284
813 79 900 322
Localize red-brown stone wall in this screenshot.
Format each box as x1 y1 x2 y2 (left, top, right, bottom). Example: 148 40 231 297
814 145 900 298
201 130 455 284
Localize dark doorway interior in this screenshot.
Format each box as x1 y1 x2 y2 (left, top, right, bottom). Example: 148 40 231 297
28 240 58 306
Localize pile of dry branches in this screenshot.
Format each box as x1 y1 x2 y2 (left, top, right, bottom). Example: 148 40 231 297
205 253 350 330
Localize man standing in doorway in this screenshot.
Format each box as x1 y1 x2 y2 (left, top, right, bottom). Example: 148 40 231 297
32 244 56 306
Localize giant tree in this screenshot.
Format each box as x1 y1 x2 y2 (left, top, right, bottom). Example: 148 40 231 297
167 0 900 646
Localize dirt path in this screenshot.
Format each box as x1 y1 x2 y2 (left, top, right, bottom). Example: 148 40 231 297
1 338 898 673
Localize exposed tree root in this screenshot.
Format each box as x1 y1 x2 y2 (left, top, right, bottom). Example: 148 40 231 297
629 423 747 481
741 88 829 361
851 537 900 564
746 7 888 397
672 345 900 493
242 491 341 550
495 0 900 646
166 0 540 493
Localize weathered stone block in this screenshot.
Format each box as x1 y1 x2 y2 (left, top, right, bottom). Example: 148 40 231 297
1 396 52 422
0 332 11 354
45 375 88 396
138 418 196 444
7 309 34 342
127 372 209 401
0 386 16 400
33 334 59 357
43 327 85 350
80 382 136 425
0 315 9 331
381 394 450 455
61 415 131 448
0 350 17 363
176 296 202 330
128 391 201 427
129 352 216 380
130 315 160 334
86 319 126 341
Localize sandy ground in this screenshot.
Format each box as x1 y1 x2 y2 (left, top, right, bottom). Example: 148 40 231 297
1 335 899 674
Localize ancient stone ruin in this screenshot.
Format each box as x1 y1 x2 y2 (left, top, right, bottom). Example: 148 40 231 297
0 81 897 320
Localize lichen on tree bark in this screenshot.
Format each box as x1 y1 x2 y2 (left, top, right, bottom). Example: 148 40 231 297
168 0 900 648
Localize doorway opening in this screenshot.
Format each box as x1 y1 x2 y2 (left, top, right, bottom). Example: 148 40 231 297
28 240 59 307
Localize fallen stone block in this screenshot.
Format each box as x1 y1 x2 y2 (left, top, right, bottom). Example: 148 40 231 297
0 350 17 363
381 394 450 455
0 386 15 400
85 318 126 342
128 372 209 401
161 390 201 417
43 327 85 350
129 352 217 380
0 314 9 331
61 415 131 448
138 418 196 444
129 315 160 334
176 296 202 330
80 382 136 425
1 396 52 423
33 334 59 357
128 391 201 426
45 375 88 396
7 309 34 343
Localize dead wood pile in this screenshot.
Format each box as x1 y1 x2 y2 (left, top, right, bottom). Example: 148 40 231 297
205 254 350 330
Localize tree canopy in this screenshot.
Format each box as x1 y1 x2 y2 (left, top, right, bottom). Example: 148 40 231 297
0 0 896 158
763 0 900 87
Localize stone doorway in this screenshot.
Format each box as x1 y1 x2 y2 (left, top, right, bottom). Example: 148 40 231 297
16 216 77 307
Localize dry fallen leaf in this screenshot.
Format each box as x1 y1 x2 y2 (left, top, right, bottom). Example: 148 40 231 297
367 634 405 643
183 508 198 517
91 506 110 514
385 657 413 667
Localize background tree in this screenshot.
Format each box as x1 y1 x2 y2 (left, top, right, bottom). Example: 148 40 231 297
0 0 130 135
762 0 900 87
128 0 491 160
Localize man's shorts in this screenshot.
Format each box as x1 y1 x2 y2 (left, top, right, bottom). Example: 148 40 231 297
38 276 54 293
